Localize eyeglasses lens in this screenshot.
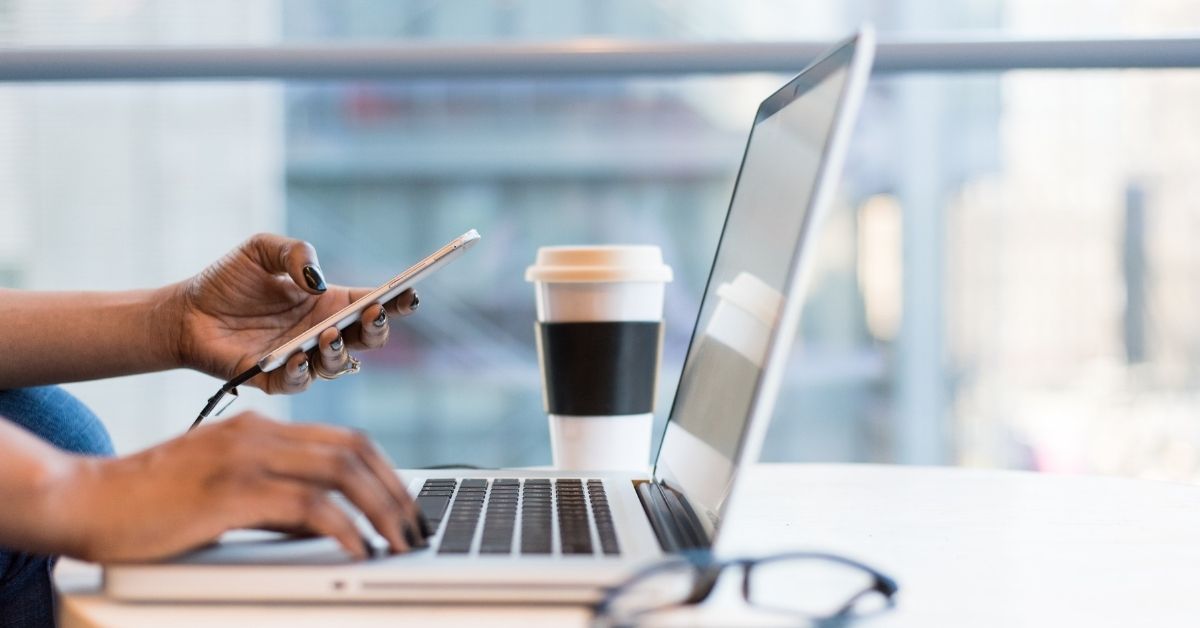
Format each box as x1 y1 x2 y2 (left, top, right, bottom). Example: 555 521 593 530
214 387 239 416
747 557 887 618
604 560 700 623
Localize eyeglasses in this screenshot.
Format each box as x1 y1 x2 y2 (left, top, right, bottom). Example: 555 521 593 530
591 550 899 628
189 364 262 431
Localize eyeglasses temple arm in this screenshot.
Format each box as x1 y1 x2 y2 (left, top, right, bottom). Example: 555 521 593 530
188 364 263 431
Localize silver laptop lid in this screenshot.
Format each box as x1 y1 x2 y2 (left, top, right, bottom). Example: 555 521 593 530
652 28 875 540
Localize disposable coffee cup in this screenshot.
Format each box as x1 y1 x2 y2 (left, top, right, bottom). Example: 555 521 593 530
526 245 673 471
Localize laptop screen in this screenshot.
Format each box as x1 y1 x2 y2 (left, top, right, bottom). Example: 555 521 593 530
653 35 869 537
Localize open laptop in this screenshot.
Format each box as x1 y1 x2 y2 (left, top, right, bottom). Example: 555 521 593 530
105 28 875 603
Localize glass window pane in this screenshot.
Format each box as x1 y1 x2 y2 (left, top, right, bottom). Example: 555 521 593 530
3 0 1200 483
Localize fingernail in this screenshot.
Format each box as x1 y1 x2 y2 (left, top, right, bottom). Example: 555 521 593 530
418 515 432 539
330 335 343 351
303 265 327 293
409 293 420 311
296 359 309 374
373 309 387 328
402 523 420 548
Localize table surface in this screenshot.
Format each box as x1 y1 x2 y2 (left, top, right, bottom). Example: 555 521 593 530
57 463 1200 627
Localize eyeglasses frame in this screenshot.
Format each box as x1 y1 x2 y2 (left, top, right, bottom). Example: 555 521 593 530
591 549 899 626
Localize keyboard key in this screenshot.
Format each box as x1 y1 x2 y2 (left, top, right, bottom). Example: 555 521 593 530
556 479 593 555
520 480 554 555
584 481 620 555
480 481 517 555
416 495 451 525
438 486 484 555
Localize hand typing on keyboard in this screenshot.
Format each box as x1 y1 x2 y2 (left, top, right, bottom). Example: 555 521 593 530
23 413 430 563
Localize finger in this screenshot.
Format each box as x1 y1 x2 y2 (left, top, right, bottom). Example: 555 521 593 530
304 493 370 560
317 327 349 376
245 233 327 295
344 288 419 318
353 440 430 540
250 480 367 560
342 293 409 350
351 304 389 351
273 423 424 538
338 289 417 351
255 525 320 539
387 289 419 317
263 352 312 395
260 441 409 553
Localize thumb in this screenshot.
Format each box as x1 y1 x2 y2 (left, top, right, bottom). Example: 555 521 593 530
245 233 327 295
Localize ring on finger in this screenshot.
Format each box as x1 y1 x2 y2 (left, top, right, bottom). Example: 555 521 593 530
314 354 361 381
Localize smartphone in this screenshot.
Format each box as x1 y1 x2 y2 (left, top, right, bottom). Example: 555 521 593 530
256 229 481 373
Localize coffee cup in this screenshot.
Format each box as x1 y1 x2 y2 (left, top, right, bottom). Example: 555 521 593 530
526 245 673 471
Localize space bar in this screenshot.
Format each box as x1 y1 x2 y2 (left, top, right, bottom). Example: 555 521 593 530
416 495 450 524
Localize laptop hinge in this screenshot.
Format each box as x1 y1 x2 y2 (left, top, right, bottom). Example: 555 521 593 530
636 481 710 553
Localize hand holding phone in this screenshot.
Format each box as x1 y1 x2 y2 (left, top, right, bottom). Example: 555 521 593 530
189 229 481 430
257 229 480 373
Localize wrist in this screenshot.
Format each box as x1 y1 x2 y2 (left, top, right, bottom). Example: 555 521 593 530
52 455 150 563
32 454 103 560
149 281 189 371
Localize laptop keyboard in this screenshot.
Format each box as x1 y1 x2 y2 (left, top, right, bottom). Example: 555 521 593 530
416 478 620 557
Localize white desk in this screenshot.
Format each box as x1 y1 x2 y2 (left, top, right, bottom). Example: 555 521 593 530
57 463 1200 627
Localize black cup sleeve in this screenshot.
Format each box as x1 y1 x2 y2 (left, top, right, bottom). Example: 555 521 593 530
536 321 662 416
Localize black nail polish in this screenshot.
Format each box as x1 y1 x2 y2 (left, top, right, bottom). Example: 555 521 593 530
402 522 421 549
417 515 432 539
296 359 309 374
302 265 327 293
330 335 343 351
409 293 420 311
373 309 387 327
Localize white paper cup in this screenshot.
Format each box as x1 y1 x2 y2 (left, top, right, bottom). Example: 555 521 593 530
526 245 672 471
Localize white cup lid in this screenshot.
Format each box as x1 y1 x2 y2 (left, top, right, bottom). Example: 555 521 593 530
526 245 673 283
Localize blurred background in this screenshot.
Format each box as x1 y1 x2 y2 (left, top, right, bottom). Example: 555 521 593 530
3 1 1200 482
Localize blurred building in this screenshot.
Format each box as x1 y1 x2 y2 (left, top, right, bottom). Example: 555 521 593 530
279 0 1002 468
0 0 287 448
1 0 1200 482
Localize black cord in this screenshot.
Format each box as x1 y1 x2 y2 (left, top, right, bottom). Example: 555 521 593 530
189 364 263 431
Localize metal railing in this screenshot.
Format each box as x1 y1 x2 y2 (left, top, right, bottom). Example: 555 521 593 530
0 36 1198 81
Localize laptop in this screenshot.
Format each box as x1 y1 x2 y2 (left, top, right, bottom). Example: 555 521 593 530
105 27 875 603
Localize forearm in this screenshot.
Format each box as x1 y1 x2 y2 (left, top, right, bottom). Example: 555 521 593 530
0 285 183 387
0 418 92 557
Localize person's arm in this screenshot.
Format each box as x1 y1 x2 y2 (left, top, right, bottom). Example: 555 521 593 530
0 287 179 388
0 233 418 392
0 412 426 562
0 412 88 555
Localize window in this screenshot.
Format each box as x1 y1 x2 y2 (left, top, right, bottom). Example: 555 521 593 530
3 0 1200 482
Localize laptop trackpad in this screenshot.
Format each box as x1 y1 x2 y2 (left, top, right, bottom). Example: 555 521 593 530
172 530 356 566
